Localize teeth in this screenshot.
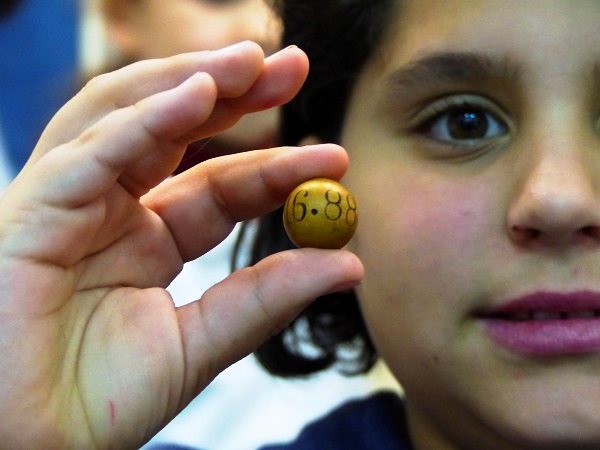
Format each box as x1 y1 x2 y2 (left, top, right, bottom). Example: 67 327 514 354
565 310 596 319
505 310 600 321
532 311 561 320
509 311 531 321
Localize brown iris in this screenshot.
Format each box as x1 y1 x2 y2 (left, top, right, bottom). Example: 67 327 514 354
447 108 489 140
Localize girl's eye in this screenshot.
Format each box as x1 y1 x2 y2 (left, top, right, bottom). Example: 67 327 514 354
423 106 507 143
410 94 511 153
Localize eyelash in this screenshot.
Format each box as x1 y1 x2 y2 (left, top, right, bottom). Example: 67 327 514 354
413 95 510 153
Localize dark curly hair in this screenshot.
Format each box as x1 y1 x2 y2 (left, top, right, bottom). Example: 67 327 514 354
237 0 397 377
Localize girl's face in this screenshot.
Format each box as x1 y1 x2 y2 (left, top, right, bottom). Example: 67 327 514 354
108 0 280 59
104 0 282 149
343 0 600 448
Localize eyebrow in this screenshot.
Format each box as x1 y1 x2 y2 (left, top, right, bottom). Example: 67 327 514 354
384 52 524 96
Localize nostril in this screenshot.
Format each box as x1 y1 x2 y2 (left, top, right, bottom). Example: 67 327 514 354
581 226 600 239
510 225 541 243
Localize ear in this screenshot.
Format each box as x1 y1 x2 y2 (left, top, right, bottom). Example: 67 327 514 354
100 0 144 57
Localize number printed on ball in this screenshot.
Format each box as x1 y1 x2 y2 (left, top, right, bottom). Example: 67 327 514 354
283 178 358 249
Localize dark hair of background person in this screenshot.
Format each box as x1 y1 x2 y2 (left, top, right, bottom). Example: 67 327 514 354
234 0 396 377
0 0 23 18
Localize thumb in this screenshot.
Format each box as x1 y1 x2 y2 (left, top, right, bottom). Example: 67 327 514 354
176 248 363 399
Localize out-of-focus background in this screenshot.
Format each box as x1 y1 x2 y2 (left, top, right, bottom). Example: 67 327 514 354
0 0 78 175
0 2 401 448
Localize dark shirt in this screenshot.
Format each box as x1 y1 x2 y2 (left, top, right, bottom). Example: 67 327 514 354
260 391 412 450
148 391 413 450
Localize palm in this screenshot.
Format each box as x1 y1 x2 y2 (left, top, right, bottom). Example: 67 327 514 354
0 43 363 449
4 179 186 447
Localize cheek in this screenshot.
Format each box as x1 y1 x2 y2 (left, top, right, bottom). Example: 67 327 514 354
349 172 502 362
356 177 496 290
215 107 279 147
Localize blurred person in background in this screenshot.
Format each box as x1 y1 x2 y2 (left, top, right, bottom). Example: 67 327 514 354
97 0 282 169
0 0 78 176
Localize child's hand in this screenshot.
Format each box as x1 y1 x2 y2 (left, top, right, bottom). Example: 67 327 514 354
0 42 363 449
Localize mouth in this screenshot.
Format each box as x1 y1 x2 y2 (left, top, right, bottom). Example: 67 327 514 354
478 291 600 357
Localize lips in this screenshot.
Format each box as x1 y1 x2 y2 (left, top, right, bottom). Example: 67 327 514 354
478 291 600 356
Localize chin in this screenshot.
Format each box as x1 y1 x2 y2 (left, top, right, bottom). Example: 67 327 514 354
488 404 600 450
218 110 279 150
506 433 600 450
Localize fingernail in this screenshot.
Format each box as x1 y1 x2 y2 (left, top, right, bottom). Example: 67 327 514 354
266 45 299 62
219 40 251 53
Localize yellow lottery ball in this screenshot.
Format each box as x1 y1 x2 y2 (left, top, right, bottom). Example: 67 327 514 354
283 178 358 249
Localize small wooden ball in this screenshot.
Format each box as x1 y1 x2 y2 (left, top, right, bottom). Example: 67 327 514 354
283 178 358 249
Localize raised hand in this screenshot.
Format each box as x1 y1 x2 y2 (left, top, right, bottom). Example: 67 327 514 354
0 42 363 449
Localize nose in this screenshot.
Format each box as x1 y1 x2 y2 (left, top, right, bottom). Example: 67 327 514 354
507 144 600 249
240 0 282 55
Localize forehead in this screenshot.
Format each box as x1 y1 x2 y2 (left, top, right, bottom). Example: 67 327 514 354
353 0 600 107
378 0 600 67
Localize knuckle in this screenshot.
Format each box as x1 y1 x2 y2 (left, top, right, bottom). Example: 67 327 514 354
81 72 110 93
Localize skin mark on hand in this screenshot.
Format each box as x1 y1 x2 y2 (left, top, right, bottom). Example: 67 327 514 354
109 400 116 426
